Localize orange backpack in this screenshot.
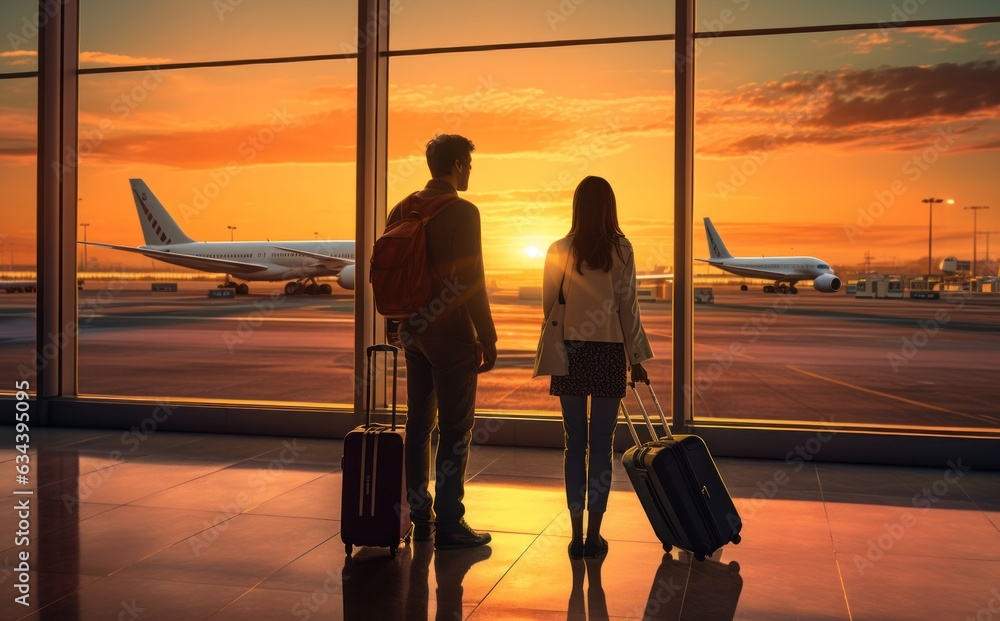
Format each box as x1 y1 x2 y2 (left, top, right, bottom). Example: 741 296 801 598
370 193 458 318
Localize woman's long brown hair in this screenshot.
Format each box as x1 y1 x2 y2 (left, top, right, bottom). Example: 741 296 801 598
568 176 625 274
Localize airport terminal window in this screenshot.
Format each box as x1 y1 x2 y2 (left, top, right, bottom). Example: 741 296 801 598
695 0 1000 32
387 41 674 415
0 76 37 396
390 0 674 51
76 60 358 405
13 1 996 438
691 24 1000 431
79 0 358 67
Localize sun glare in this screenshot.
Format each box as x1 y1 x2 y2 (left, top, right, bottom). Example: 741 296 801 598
524 246 544 259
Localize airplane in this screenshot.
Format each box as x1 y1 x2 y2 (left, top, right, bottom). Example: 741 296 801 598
698 217 842 294
81 179 355 295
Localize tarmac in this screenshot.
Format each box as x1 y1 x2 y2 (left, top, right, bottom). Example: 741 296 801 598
1 281 998 430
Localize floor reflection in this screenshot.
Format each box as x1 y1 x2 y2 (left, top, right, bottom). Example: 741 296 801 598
641 550 743 620
37 449 81 620
8 430 995 620
342 540 493 621
566 556 611 619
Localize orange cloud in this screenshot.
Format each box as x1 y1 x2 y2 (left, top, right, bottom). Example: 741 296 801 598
698 60 1000 156
73 77 670 170
79 51 174 66
85 108 356 168
827 24 983 55
907 24 981 45
0 50 36 67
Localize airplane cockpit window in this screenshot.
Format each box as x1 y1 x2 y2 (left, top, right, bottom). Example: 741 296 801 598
817 264 829 269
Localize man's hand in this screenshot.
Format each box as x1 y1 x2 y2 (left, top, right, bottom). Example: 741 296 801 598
631 362 648 384
477 341 497 373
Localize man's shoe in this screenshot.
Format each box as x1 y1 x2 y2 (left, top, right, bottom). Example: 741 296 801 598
413 522 435 542
434 519 492 550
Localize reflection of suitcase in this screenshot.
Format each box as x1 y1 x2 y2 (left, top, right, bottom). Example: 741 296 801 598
621 381 742 561
341 345 412 557
642 551 743 620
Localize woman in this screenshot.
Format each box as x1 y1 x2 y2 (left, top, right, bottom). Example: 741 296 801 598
539 176 653 559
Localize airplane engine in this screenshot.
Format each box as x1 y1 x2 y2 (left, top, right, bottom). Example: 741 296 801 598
337 265 356 290
813 273 842 293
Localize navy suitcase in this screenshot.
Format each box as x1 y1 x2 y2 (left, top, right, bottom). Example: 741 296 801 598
621 381 742 561
341 344 412 557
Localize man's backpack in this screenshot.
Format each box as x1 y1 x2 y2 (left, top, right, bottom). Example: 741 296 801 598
370 192 459 319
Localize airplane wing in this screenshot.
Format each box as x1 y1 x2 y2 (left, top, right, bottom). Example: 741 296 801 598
268 245 354 271
80 241 269 274
698 259 787 280
637 273 673 282
730 267 788 279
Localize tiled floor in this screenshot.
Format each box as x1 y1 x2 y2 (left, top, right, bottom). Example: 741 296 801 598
1 427 998 620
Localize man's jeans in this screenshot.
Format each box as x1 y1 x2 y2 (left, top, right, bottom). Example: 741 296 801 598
403 334 479 526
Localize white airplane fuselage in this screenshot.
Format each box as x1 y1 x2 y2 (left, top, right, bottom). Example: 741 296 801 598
137 240 356 281
703 256 836 282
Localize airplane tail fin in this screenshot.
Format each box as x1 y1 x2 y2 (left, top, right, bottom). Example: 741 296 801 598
703 217 734 260
129 178 195 246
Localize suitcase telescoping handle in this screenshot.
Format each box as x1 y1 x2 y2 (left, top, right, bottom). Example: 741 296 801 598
620 380 674 446
365 344 398 429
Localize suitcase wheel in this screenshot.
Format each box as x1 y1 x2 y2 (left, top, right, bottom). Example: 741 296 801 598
662 543 672 553
695 552 706 562
732 534 741 545
345 543 353 556
390 544 399 557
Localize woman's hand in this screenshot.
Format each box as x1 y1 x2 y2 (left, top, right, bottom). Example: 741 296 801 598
631 362 648 384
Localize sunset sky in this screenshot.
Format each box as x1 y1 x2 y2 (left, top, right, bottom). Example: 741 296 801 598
2 1 999 280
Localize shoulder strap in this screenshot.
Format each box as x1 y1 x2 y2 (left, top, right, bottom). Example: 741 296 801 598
406 192 459 223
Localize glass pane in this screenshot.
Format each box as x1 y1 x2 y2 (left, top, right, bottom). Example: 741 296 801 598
693 24 1000 431
696 0 1000 32
0 78 37 394
77 61 357 405
0 1 39 73
80 0 358 67
388 41 674 415
392 0 674 50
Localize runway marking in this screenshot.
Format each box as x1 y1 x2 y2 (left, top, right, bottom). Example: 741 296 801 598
786 365 998 425
697 343 755 360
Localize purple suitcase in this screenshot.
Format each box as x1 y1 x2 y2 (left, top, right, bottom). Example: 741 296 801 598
341 344 412 556
621 381 742 561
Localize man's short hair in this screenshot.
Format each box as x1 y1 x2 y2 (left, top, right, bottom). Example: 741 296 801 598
426 134 475 178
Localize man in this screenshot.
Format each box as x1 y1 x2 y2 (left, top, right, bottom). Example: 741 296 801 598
386 134 497 550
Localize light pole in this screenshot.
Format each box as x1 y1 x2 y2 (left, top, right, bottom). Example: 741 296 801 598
227 225 237 242
80 222 90 270
964 206 989 279
922 197 953 280
979 230 1000 267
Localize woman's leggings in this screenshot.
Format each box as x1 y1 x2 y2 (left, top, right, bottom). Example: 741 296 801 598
560 395 620 513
